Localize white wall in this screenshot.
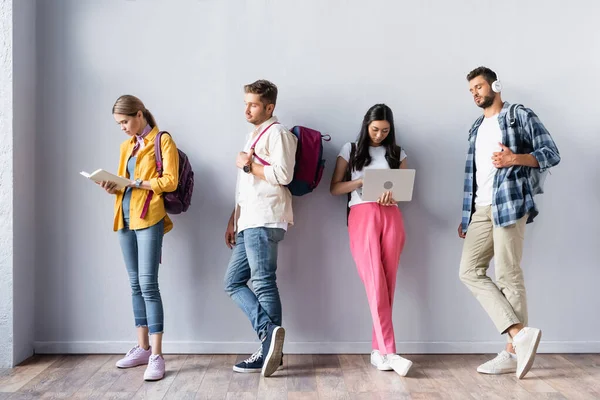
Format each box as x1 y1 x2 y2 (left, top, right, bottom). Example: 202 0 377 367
12 0 36 365
34 0 600 354
0 0 37 367
0 0 15 368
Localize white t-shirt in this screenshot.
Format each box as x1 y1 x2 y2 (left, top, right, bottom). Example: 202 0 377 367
338 142 407 207
474 114 502 206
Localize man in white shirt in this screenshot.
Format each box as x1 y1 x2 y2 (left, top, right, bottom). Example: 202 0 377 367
458 66 560 379
224 80 298 377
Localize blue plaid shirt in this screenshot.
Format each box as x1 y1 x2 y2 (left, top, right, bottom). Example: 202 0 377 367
461 102 561 233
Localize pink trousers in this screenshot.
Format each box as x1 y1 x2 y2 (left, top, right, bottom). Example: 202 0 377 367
348 203 405 354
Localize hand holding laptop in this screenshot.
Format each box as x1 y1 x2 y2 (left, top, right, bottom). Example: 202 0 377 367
376 191 397 206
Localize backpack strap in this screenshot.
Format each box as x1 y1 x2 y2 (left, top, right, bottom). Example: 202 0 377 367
346 142 356 225
140 131 169 219
396 145 403 169
154 131 170 177
250 122 279 166
508 103 523 128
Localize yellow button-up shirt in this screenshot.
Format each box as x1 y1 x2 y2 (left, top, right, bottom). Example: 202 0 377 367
113 126 179 234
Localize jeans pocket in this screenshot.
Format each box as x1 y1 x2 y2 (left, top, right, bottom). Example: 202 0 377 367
267 228 285 243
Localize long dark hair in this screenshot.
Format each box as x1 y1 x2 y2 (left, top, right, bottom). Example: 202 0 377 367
352 104 401 171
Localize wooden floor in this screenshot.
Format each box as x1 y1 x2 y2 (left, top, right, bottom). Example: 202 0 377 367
0 353 599 399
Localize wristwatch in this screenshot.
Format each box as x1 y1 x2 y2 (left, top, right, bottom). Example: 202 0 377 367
243 164 251 174
134 179 143 188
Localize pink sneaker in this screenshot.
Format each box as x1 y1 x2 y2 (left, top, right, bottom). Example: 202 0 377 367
144 354 165 381
115 345 151 368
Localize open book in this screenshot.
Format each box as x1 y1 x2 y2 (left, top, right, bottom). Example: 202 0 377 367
80 169 131 190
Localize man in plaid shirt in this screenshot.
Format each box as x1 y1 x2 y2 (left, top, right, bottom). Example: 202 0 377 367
458 67 560 379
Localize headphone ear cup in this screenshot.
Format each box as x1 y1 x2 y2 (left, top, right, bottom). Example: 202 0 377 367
492 80 502 93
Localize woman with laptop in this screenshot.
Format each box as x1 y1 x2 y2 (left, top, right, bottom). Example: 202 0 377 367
330 103 413 377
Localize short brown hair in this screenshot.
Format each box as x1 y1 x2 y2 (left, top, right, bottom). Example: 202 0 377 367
466 66 497 86
244 80 278 107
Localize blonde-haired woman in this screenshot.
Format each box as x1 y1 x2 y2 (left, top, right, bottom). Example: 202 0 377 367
100 95 179 381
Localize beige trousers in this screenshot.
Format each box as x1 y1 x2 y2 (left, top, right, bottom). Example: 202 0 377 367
459 205 528 341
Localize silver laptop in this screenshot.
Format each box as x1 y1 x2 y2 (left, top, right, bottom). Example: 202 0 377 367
361 169 416 202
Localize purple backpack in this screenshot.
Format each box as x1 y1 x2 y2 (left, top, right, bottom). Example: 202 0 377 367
252 124 331 196
140 131 194 217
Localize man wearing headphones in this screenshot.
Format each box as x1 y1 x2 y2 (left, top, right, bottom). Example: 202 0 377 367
458 66 560 379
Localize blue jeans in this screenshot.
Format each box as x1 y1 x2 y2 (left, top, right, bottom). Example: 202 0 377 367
224 227 285 340
118 218 165 334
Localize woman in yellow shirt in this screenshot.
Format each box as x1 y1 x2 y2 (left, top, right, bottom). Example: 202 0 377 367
100 95 179 381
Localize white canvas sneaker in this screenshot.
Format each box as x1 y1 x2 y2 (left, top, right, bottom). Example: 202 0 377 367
513 327 542 379
370 350 393 371
477 351 517 374
386 354 413 377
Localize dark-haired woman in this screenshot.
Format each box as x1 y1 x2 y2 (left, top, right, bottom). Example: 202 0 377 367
330 104 412 376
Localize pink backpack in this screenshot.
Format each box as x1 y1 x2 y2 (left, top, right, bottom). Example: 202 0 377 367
251 123 331 196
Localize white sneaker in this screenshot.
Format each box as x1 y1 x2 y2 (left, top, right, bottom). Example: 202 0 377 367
370 350 393 371
143 354 165 381
477 351 517 374
513 327 542 379
386 354 412 377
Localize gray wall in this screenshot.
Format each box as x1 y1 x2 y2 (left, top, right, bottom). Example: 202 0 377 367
34 0 600 354
12 0 36 365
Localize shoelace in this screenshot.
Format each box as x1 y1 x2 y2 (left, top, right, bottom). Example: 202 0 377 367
126 345 142 357
148 355 161 366
488 352 511 365
243 347 263 364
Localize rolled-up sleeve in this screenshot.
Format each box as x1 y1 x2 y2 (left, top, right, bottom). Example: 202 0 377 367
150 134 179 194
263 130 298 186
525 112 561 171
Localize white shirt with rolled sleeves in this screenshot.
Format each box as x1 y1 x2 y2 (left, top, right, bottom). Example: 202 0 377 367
235 116 298 233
